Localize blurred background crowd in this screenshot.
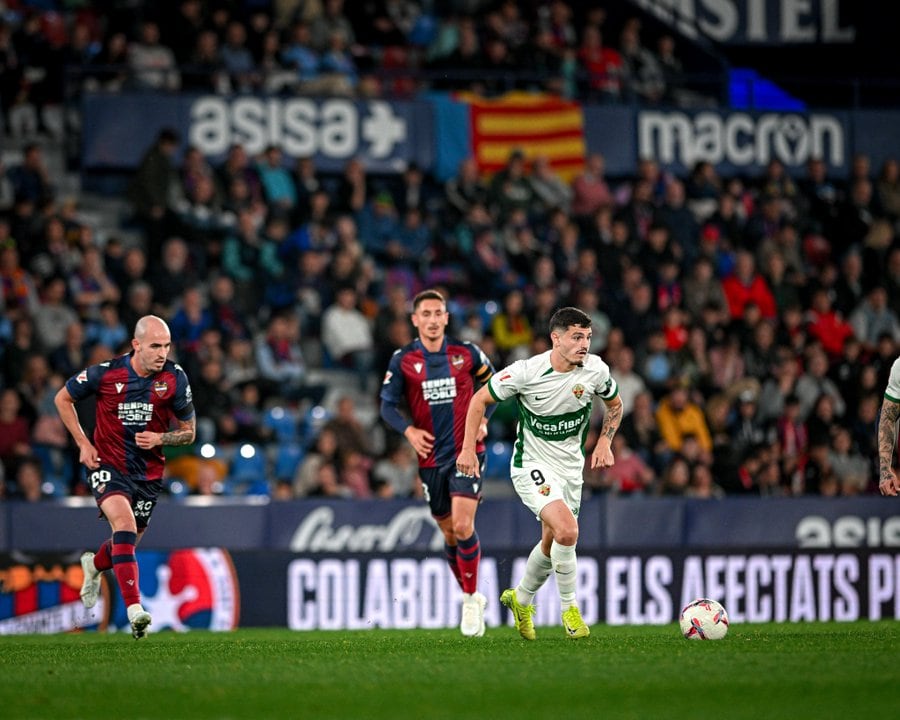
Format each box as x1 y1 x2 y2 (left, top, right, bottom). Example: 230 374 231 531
0 0 899 503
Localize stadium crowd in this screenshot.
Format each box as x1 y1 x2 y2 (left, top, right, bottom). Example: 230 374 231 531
1 0 899 502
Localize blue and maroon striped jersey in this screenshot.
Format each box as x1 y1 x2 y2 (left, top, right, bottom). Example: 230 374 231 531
380 337 494 469
65 353 195 482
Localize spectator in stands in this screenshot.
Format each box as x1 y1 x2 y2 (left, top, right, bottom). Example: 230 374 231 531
371 440 421 499
488 149 534 223
292 426 346 497
836 178 876 258
256 145 297 213
255 312 326 407
444 157 488 223
128 20 180 91
529 155 572 214
86 301 129 353
311 0 357 53
49 321 88 379
849 285 900 354
595 433 655 495
323 394 373 458
577 25 624 103
795 349 846 423
68 245 120 323
875 158 900 221
9 457 44 502
721 249 777 322
491 288 533 364
181 29 227 94
32 275 78 354
220 21 257 94
319 29 357 95
127 128 181 261
321 284 375 390
0 388 32 479
7 143 53 206
169 285 213 363
805 288 854 359
655 382 713 458
569 153 612 223
334 157 369 215
619 20 664 104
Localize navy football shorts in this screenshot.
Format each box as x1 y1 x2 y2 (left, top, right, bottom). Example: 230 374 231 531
87 465 163 530
419 453 485 519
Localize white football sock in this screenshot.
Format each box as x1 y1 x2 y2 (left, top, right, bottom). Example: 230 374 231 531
551 540 578 610
515 542 553 606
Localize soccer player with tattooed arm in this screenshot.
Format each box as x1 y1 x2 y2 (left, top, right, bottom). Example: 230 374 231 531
456 307 623 639
878 357 900 496
55 315 196 639
380 289 496 637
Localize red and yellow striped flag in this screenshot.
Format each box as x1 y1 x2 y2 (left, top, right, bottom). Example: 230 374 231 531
459 92 586 182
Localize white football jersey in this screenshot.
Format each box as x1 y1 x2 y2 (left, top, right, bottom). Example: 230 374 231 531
488 350 619 478
885 357 900 402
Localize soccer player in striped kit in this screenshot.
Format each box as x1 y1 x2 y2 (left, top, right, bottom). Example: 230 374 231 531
380 289 495 636
55 315 195 639
457 307 623 639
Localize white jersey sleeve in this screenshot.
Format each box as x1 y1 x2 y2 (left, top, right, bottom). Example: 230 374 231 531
885 357 900 402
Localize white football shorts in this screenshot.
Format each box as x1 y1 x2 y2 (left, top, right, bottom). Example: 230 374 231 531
510 462 583 521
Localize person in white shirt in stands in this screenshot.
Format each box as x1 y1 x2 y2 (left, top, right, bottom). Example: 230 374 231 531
321 284 375 390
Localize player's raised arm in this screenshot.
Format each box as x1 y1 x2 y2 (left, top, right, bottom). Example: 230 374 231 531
456 384 496 479
878 396 900 496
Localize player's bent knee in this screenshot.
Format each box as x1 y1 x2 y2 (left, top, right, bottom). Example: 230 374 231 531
554 527 579 546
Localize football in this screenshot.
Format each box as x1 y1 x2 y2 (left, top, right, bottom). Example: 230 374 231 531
679 598 729 640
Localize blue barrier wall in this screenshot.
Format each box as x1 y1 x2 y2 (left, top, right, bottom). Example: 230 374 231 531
4 496 898 553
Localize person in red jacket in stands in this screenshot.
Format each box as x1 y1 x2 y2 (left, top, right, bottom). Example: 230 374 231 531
805 288 854 358
721 249 777 321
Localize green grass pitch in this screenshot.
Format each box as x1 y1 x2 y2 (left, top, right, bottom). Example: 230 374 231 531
2 622 898 720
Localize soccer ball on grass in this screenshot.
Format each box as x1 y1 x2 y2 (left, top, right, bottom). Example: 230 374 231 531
679 598 729 640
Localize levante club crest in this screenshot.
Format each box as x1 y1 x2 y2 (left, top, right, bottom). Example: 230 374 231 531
0 549 239 635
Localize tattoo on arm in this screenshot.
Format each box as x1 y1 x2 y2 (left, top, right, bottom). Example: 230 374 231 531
601 399 623 441
878 401 900 479
160 418 196 447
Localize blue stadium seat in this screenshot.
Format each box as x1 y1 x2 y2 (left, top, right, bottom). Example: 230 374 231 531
273 442 305 483
31 444 73 496
483 441 513 482
263 406 300 444
228 443 267 482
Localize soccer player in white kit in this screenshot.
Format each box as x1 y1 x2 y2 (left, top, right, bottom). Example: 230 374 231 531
878 357 900 496
456 307 623 639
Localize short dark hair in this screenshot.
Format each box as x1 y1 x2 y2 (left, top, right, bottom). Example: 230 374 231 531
549 307 591 334
412 289 446 311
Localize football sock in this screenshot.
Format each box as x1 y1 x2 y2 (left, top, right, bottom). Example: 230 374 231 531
93 539 113 572
516 542 553 606
551 540 578 610
111 531 140 607
456 531 480 595
444 543 464 589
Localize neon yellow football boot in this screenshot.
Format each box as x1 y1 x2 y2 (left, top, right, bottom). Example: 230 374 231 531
561 605 590 639
500 588 536 641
